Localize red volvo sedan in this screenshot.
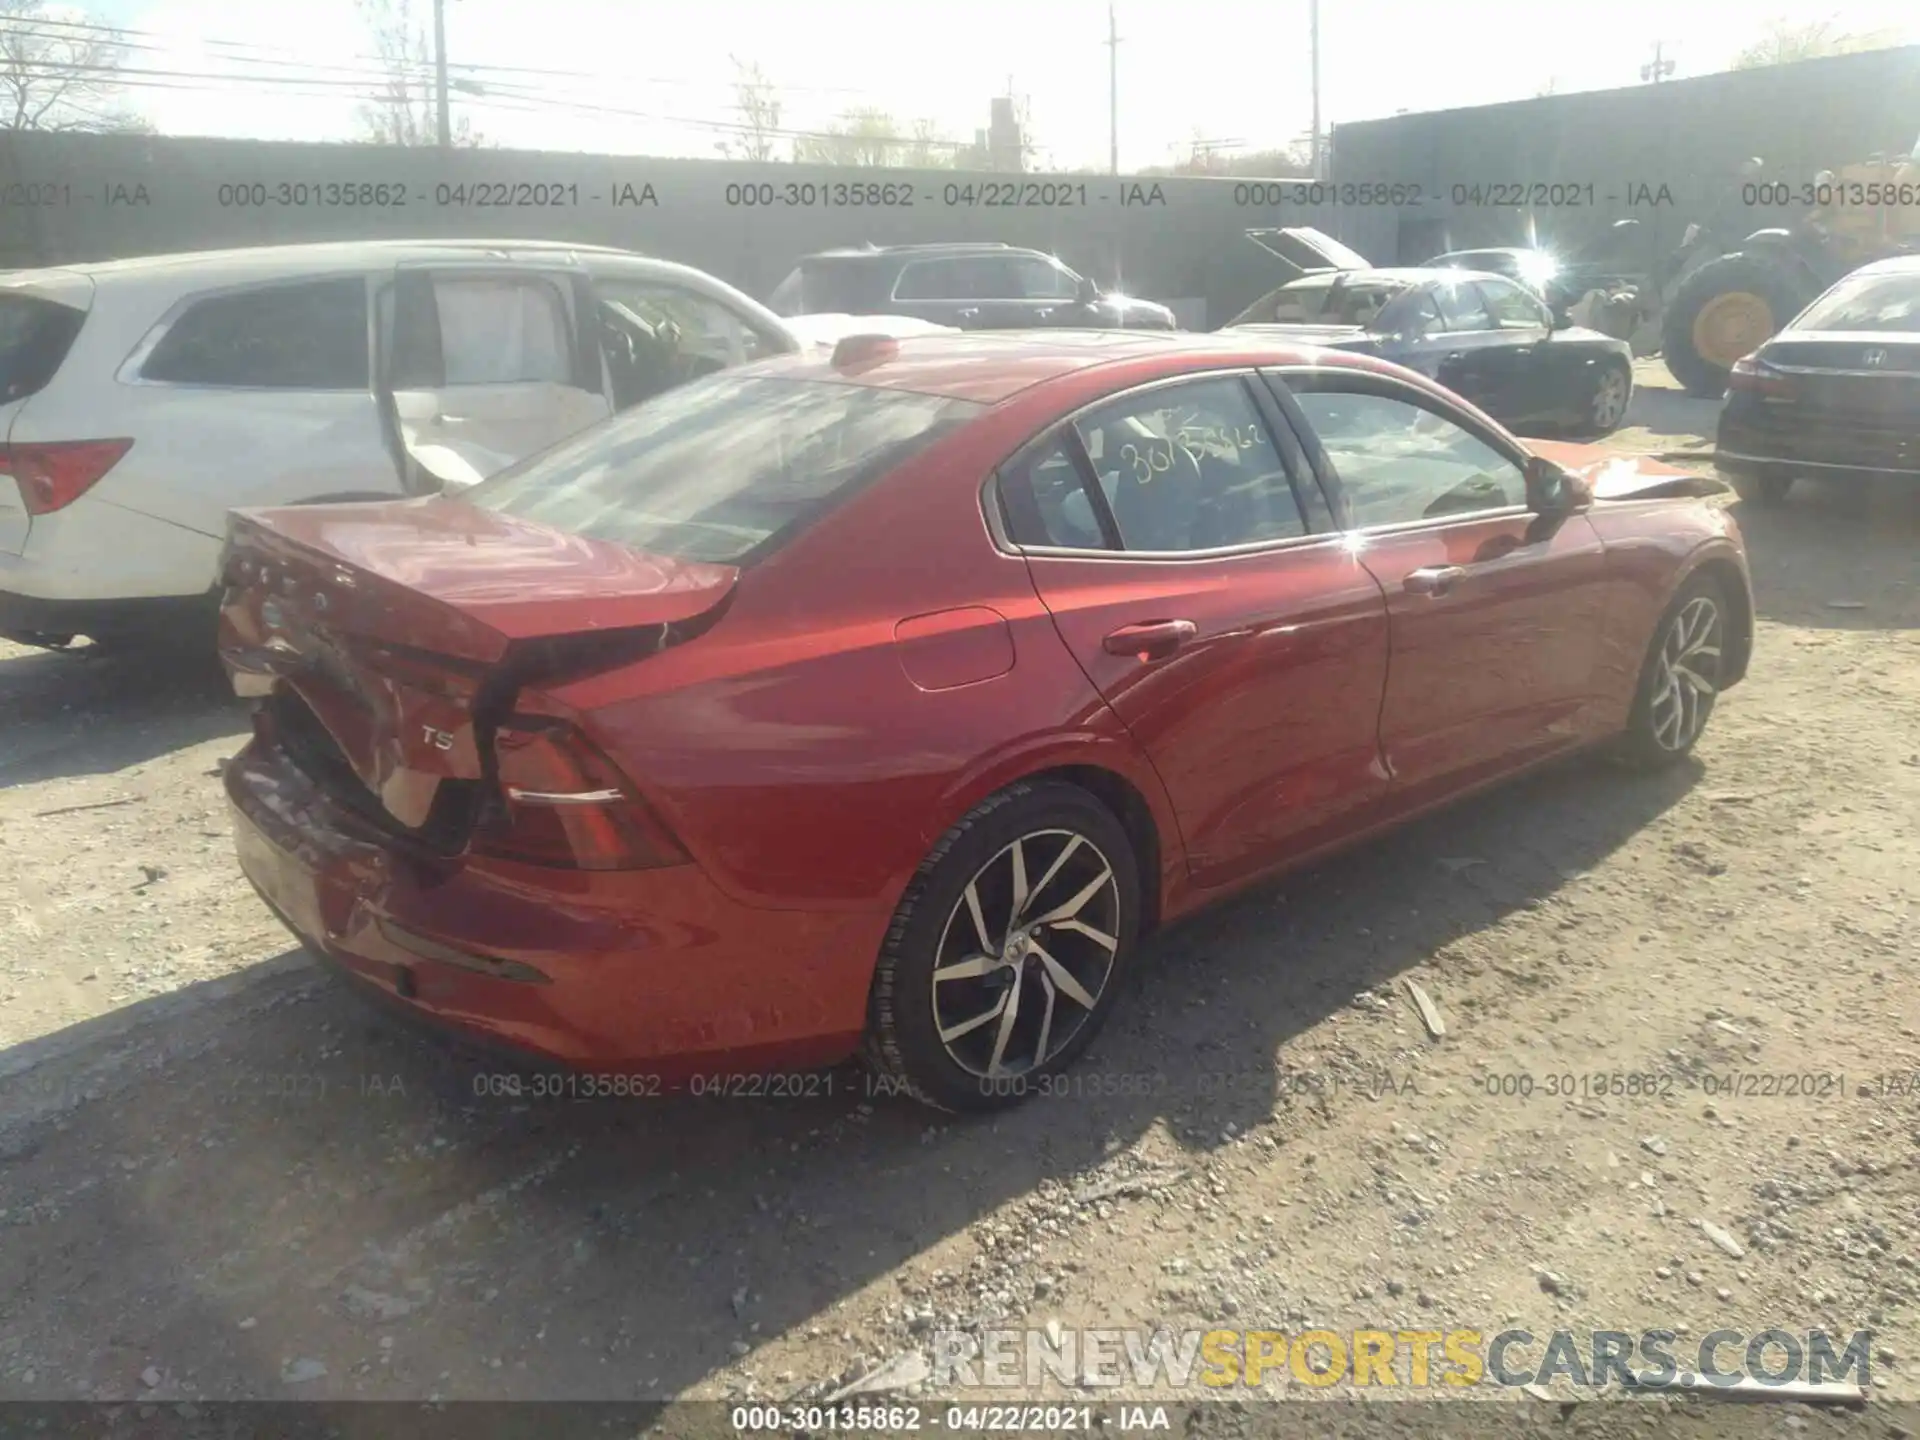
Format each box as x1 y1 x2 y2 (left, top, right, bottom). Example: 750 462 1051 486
219 331 1752 1111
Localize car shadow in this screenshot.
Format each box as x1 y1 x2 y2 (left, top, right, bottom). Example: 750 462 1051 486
0 641 248 789
0 748 1699 1403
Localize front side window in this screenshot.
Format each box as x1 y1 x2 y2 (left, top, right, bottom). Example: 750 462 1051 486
1009 256 1081 300
1433 279 1494 334
462 375 981 564
141 278 369 389
1478 277 1551 329
594 280 780 410
1290 387 1526 527
1059 376 1307 552
431 276 572 385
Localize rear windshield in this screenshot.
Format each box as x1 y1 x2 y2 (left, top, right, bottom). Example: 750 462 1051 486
0 295 87 404
1266 276 1414 326
1792 273 1920 333
461 374 982 564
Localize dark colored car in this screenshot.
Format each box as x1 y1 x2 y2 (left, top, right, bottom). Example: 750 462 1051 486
219 330 1749 1112
767 242 1177 332
1714 257 1920 505
1225 267 1635 436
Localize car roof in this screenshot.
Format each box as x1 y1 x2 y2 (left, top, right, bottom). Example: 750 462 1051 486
1281 267 1502 286
800 243 1026 264
738 329 1407 405
3 238 654 285
1853 254 1920 277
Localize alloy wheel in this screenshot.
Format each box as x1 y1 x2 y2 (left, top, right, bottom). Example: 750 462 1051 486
929 829 1121 1079
1649 595 1723 752
1591 367 1629 431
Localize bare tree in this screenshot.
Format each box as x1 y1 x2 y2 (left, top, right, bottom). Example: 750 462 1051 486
792 107 908 166
0 0 152 132
354 0 483 146
1732 16 1901 68
715 56 781 162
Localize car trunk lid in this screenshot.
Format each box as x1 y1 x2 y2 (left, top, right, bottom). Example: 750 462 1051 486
219 496 737 836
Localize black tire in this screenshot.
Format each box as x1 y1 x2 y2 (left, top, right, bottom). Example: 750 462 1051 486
1661 253 1811 398
1729 469 1794 506
1617 571 1732 770
1580 359 1633 437
864 780 1142 1113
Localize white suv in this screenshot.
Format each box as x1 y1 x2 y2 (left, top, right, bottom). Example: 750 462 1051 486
0 240 799 649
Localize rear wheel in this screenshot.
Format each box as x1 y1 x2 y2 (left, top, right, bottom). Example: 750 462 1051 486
1661 253 1810 398
1729 469 1794 506
1617 573 1730 769
864 781 1141 1112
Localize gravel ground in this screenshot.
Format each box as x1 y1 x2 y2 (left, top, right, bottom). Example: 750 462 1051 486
1 363 1918 1435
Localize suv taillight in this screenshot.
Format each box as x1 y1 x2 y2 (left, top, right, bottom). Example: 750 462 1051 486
1 439 134 515
472 718 688 872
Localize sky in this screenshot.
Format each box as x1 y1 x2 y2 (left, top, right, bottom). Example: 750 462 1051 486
61 0 1920 170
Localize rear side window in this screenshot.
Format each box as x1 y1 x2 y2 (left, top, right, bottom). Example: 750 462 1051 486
0 295 86 404
462 375 982 564
141 278 369 389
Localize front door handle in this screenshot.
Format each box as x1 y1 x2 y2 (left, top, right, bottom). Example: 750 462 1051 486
1404 565 1466 597
956 307 981 321
1103 619 1197 660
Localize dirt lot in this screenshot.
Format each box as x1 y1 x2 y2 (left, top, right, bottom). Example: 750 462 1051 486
2 361 1918 1433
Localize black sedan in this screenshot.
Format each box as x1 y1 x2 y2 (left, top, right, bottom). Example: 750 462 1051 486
1224 267 1635 436
1714 257 1920 505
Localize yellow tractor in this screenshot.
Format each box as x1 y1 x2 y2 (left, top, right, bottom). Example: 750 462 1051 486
1660 137 1920 397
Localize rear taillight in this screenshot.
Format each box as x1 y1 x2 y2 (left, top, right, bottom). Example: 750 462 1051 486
472 718 687 872
1727 356 1794 400
0 439 134 515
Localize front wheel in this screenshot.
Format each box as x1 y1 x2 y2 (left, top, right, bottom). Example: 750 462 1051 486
1660 253 1809 398
864 781 1141 1112
1583 360 1632 436
1617 573 1731 769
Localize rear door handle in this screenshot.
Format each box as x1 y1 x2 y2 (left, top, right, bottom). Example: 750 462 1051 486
1404 565 1466 597
1103 619 1197 659
956 307 981 321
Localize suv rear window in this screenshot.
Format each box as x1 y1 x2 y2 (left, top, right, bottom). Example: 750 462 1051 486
141 277 370 389
463 374 982 564
0 295 87 404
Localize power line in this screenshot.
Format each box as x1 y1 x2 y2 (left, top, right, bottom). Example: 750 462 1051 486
8 13 889 96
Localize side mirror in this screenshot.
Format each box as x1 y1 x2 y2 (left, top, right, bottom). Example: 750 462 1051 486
1525 454 1591 513
1076 275 1101 304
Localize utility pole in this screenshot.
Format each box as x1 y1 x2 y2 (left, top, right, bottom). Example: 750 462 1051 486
1106 3 1121 175
1640 40 1674 84
433 0 451 148
1309 0 1322 179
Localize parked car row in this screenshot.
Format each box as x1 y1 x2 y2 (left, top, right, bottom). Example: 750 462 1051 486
0 241 798 650
0 228 1765 1109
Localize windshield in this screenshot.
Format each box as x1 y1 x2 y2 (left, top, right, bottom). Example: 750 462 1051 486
462 374 982 564
1791 272 1920 333
1267 276 1414 327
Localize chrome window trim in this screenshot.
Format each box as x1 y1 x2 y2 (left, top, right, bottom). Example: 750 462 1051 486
981 366 1326 562
117 269 380 392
